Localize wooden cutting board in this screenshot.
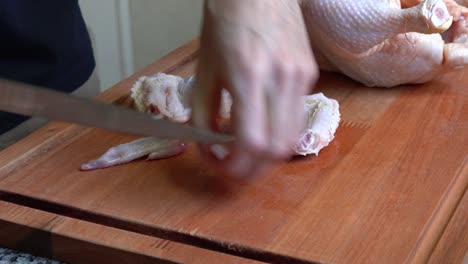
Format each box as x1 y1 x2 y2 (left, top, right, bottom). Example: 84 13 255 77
0 201 259 264
0 39 467 264
428 187 468 264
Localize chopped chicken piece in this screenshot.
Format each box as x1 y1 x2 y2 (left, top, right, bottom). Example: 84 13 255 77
81 74 340 171
131 73 340 156
131 73 232 121
295 93 341 156
81 138 186 171
131 73 191 123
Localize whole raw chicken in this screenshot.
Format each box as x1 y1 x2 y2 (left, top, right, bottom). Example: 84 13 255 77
301 0 468 87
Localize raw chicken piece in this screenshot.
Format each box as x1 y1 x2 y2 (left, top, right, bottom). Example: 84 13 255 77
301 0 468 87
81 74 340 170
81 138 186 171
295 93 341 156
131 73 232 121
132 74 339 156
131 73 192 123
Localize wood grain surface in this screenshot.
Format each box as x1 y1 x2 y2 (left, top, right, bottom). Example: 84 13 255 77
428 185 468 264
0 201 258 264
0 39 467 263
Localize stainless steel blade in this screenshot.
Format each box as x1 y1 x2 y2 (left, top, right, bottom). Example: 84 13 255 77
0 79 234 144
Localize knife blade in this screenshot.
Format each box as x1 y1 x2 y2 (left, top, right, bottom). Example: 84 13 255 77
0 78 234 144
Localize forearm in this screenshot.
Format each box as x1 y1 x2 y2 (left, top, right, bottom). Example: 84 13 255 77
203 0 309 53
204 0 303 25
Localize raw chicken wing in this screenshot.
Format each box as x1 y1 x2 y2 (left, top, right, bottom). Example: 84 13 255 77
81 74 340 170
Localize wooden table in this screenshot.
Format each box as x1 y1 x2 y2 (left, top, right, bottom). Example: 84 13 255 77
0 39 466 264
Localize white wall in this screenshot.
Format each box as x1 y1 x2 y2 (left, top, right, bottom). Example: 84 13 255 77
80 0 123 91
130 0 203 71
79 0 203 91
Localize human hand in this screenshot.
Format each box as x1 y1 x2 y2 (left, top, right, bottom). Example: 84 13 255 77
191 0 319 178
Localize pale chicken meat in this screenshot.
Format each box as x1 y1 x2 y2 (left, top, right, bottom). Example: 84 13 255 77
131 73 233 121
81 138 186 171
301 0 468 87
131 73 193 123
295 93 341 156
81 73 340 170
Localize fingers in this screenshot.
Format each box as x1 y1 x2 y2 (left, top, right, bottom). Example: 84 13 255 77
223 70 269 178
443 15 468 42
193 64 276 179
397 0 454 34
443 42 468 69
225 148 273 180
421 0 454 32
191 55 319 179
194 0 319 179
265 82 294 158
273 58 319 151
266 62 304 158
215 59 318 179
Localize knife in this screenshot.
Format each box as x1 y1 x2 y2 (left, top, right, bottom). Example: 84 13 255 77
0 78 234 144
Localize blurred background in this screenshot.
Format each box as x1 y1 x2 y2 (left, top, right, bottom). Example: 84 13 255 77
79 0 203 92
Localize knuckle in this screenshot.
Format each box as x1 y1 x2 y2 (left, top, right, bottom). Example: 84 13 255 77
238 60 269 84
282 61 298 78
236 50 269 78
275 59 318 86
275 59 297 80
251 61 270 78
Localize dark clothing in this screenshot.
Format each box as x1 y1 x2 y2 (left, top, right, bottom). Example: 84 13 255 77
0 0 95 134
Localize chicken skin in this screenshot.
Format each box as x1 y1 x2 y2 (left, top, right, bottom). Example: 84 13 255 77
301 0 468 87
